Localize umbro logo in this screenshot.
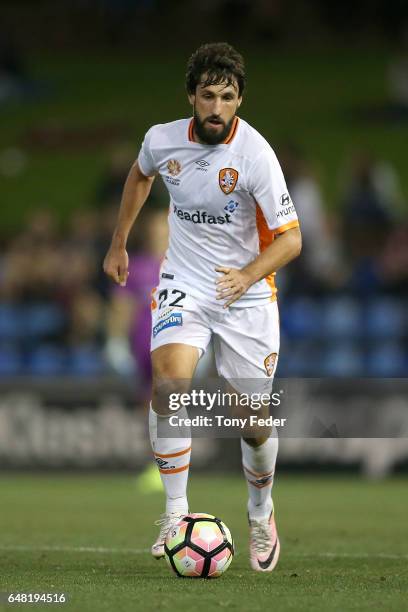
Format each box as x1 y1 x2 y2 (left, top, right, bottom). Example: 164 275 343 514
195 159 210 172
255 475 273 486
155 457 176 470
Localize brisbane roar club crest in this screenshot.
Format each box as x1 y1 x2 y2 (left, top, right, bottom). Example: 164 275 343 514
264 352 277 377
219 168 239 194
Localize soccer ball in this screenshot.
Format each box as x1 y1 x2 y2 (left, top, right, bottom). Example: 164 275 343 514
164 513 234 578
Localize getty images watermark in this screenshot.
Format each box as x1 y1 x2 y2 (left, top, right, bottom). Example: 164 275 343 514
166 389 287 433
156 378 408 438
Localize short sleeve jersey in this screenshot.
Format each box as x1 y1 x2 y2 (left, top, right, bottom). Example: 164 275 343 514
138 117 299 309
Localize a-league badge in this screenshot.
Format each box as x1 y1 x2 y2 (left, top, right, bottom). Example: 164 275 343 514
167 159 181 176
264 352 277 377
219 168 238 194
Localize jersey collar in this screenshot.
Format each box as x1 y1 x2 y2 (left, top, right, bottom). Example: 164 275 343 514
188 116 239 144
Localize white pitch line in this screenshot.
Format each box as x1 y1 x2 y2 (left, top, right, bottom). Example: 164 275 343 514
290 552 408 560
0 545 149 554
0 545 407 560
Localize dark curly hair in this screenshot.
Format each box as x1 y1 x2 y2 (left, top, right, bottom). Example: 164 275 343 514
186 42 245 97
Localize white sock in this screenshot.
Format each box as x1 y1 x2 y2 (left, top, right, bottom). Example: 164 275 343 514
241 434 278 521
149 405 191 515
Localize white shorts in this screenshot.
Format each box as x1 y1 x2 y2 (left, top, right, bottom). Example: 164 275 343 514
150 283 280 388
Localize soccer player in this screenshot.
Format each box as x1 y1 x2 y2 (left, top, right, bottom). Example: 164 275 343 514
103 42 301 572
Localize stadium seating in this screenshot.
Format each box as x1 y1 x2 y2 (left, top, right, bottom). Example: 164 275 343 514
0 294 406 378
321 342 365 377
322 297 361 339
280 297 322 340
24 303 66 341
27 346 67 376
0 345 23 376
364 298 406 339
0 305 22 342
366 342 406 377
280 295 407 377
69 345 106 376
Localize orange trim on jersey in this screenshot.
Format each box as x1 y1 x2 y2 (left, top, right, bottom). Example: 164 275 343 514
158 254 168 275
274 219 300 235
151 255 168 310
158 463 190 474
154 445 192 459
255 203 277 301
188 119 195 142
151 288 157 311
223 116 239 144
187 116 239 144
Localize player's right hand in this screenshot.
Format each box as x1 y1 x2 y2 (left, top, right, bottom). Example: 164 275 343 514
103 247 129 286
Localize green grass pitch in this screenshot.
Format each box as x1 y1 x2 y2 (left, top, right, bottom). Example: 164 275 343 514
1 473 407 611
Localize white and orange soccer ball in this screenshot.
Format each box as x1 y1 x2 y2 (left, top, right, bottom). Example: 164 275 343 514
164 513 234 578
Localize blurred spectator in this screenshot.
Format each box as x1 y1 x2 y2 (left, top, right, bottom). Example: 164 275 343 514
340 151 401 231
105 207 168 381
0 207 105 360
379 223 408 295
95 144 135 209
339 151 403 294
60 208 106 335
0 209 61 303
95 144 167 211
58 245 104 349
278 142 344 294
0 37 29 102
0 33 47 104
99 0 155 45
388 54 408 111
68 289 105 346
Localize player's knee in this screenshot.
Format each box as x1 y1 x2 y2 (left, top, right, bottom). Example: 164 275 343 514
241 419 272 440
151 377 189 416
229 396 272 440
242 434 271 448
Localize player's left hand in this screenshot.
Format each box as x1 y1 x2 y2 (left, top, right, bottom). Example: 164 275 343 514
215 266 253 308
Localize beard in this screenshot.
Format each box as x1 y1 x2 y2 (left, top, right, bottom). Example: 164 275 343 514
193 107 234 145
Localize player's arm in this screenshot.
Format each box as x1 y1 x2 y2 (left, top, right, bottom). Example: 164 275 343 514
217 145 302 307
216 226 302 308
103 161 155 286
243 225 302 283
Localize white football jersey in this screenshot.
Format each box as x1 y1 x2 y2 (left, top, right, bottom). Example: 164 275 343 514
138 117 299 309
